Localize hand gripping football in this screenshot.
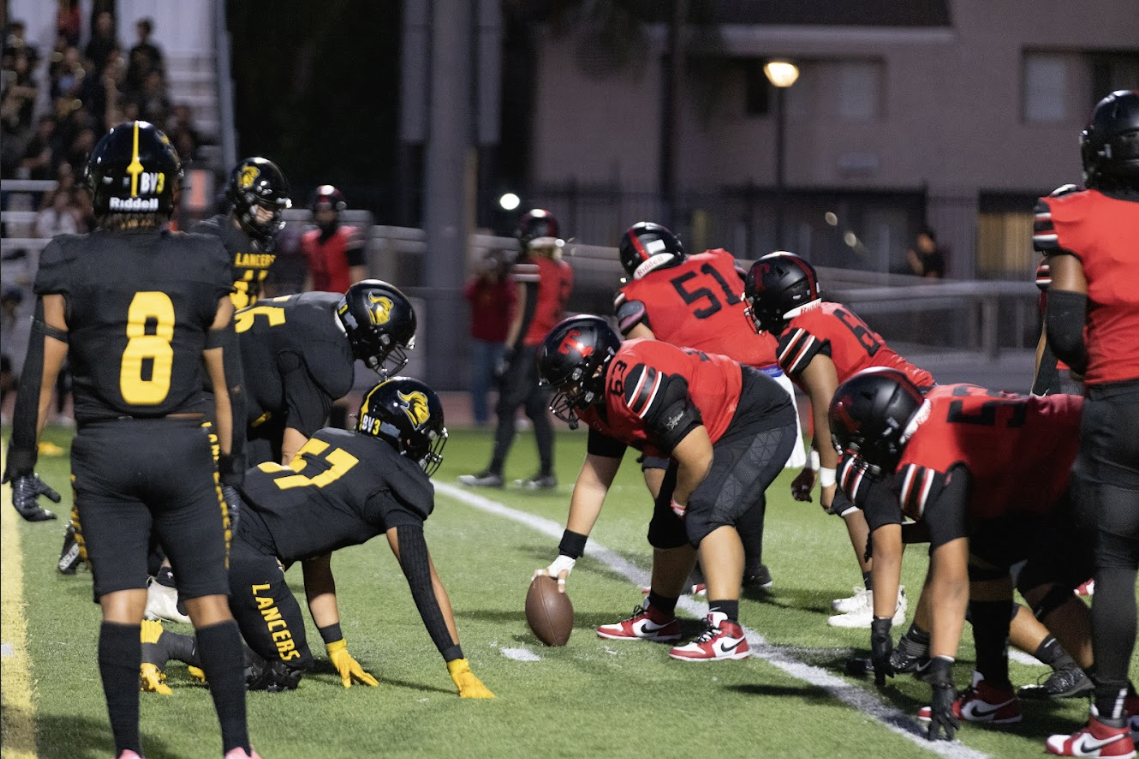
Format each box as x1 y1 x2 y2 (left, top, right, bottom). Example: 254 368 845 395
525 574 574 646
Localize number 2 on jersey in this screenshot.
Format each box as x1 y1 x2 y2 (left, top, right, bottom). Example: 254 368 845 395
120 291 175 405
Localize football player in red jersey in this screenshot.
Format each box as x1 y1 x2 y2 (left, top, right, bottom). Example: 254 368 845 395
743 251 932 626
300 185 367 295
1038 90 1139 758
613 222 804 590
533 315 798 661
460 209 573 490
830 370 1097 742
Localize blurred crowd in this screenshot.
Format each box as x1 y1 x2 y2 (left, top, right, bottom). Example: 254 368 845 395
1 9 206 237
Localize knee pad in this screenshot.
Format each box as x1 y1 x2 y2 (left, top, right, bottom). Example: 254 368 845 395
245 658 304 692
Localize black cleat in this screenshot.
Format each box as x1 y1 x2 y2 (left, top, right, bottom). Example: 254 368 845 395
58 524 81 574
1017 666 1094 700
742 564 774 590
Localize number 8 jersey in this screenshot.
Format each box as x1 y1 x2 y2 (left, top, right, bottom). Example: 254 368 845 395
776 300 934 389
33 230 234 422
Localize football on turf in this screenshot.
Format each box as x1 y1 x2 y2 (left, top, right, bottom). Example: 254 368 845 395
525 574 574 646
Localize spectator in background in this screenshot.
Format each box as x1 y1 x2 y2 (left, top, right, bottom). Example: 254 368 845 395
301 185 367 293
50 45 85 102
35 186 81 238
131 69 170 126
19 115 58 180
125 18 163 93
84 10 117 77
64 124 96 176
2 49 39 139
463 250 516 427
166 103 201 160
89 51 126 131
906 225 946 278
57 1 82 47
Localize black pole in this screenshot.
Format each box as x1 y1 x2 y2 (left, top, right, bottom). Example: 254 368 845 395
774 85 786 250
659 0 685 228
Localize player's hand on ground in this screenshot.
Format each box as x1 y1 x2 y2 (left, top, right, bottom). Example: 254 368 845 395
10 473 61 521
447 658 495 698
140 663 173 695
790 467 816 502
533 554 575 593
918 657 958 741
325 639 379 688
869 618 894 686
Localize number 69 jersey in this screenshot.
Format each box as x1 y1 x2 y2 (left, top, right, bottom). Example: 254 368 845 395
33 230 234 422
892 385 1082 522
614 249 778 369
238 428 434 563
776 300 934 389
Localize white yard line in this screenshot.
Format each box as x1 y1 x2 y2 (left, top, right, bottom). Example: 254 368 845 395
436 482 991 759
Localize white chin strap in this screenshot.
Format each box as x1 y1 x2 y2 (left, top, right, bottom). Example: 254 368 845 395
901 400 932 444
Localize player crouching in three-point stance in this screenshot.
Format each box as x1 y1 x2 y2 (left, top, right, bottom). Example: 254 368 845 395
142 378 494 698
3 121 260 759
829 369 1104 742
534 315 797 661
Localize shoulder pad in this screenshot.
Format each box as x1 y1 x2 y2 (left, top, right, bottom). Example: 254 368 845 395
1049 184 1080 197
615 298 648 335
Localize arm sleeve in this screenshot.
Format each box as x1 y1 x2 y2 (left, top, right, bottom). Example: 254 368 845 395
839 455 903 531
206 324 247 470
1044 287 1089 375
1032 338 1062 396
776 327 829 377
920 465 971 551
587 427 627 459
627 367 702 454
344 229 366 267
5 299 47 478
278 351 334 437
614 296 650 336
394 523 463 662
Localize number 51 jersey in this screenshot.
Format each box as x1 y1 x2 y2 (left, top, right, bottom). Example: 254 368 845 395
33 230 234 422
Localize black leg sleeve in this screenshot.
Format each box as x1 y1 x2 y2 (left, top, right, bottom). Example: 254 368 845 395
99 622 142 757
969 599 1013 690
396 523 463 662
195 621 250 755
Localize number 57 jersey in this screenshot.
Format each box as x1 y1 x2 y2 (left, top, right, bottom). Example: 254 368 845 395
614 249 778 369
33 230 234 422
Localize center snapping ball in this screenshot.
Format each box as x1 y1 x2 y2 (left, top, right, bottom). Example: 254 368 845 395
525 574 574 646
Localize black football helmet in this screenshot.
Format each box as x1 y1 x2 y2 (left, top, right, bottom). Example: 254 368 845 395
829 368 926 475
336 280 417 377
743 252 821 335
537 315 622 429
85 120 181 218
1081 89 1139 191
226 157 291 244
357 377 447 476
516 209 562 251
310 185 346 233
618 222 685 280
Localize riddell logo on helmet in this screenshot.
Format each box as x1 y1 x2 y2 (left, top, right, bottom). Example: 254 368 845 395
108 196 159 211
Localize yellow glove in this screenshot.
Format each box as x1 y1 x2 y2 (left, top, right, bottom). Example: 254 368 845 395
325 639 379 688
447 658 495 699
187 666 206 683
140 663 172 695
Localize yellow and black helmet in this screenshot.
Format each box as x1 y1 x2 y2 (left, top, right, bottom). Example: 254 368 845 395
357 377 446 476
84 120 181 217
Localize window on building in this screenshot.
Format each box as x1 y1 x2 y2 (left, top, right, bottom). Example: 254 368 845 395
835 60 884 121
1024 53 1070 122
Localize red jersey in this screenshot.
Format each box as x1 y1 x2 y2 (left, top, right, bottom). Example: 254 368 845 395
1034 187 1139 384
777 300 934 388
578 339 742 457
514 255 573 347
894 385 1082 521
614 249 778 368
301 225 364 294
463 275 516 342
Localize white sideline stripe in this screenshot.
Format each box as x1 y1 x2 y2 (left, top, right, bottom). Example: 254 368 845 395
435 483 990 759
500 647 542 662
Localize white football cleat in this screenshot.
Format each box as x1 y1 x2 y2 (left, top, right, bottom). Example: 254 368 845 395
145 578 190 625
831 586 870 614
827 587 906 628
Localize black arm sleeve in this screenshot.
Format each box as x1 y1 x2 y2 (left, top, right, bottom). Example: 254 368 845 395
278 351 334 437
923 465 972 551
5 299 47 479
395 523 463 662
1031 337 1062 396
1044 288 1089 376
586 427 627 459
207 323 247 473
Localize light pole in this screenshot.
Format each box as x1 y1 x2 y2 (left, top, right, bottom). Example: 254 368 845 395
764 60 799 250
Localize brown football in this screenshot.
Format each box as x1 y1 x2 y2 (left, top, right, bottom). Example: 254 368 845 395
525 574 574 646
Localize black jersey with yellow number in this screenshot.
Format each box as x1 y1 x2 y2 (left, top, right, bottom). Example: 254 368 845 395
191 213 276 310
33 230 233 423
235 292 355 436
238 428 433 563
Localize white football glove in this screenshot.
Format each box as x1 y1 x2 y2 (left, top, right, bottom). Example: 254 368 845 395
536 554 576 589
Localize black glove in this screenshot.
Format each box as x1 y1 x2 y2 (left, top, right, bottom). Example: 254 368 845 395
220 485 243 532
495 347 515 381
869 617 894 686
918 656 958 741
10 473 61 522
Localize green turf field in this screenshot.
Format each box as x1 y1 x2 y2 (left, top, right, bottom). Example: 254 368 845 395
2 425 1131 759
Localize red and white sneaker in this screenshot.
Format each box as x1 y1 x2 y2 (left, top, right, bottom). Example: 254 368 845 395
1046 708 1136 758
918 673 1022 724
1075 579 1095 597
597 604 680 641
668 612 749 662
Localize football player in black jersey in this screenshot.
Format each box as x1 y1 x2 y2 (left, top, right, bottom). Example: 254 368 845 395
140 378 494 698
192 157 291 311
3 122 260 759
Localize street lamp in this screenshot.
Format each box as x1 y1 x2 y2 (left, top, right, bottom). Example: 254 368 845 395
764 60 799 250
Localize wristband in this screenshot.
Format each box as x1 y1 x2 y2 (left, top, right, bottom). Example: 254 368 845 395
318 622 343 645
808 450 820 470
558 529 588 559
819 467 836 488
670 498 686 518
